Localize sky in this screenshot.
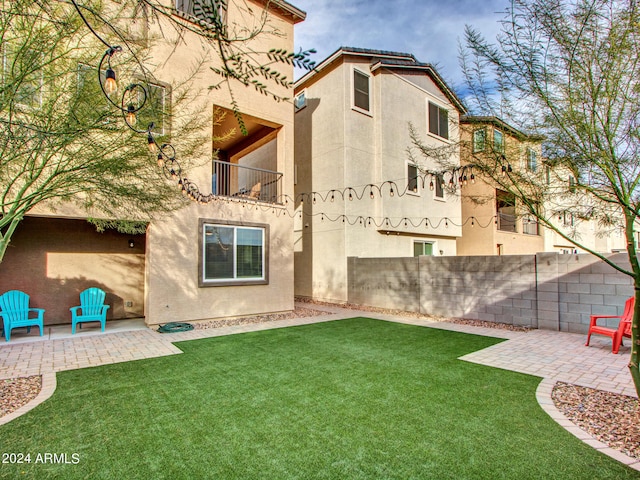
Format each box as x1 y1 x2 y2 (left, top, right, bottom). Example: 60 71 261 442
292 0 510 90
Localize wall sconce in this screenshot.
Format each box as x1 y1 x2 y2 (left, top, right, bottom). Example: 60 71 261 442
128 239 135 248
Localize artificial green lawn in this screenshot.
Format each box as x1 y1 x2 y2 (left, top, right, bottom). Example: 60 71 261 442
0 318 638 479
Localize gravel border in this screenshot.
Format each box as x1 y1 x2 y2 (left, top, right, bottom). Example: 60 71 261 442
552 382 639 460
0 376 42 418
294 297 532 332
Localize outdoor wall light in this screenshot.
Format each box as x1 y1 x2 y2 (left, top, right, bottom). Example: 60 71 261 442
128 239 135 248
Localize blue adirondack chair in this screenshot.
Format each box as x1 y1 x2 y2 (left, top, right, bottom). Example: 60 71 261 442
0 290 45 342
70 288 110 334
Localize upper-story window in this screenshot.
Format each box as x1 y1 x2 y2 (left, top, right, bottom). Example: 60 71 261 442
3 43 43 109
428 102 448 140
473 128 486 152
434 173 444 199
526 148 537 172
407 163 419 194
353 69 370 112
176 0 226 27
294 91 306 111
493 129 504 153
137 81 169 136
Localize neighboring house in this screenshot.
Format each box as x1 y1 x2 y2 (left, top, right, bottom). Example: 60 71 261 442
457 116 545 256
293 47 465 303
458 115 627 256
0 0 306 326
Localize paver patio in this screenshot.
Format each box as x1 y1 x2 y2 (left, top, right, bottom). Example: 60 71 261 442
0 303 638 470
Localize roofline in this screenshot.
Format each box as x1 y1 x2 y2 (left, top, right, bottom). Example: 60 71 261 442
257 0 306 24
370 61 466 114
295 47 417 88
460 115 544 141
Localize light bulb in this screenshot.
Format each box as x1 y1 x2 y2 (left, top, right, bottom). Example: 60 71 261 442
148 134 157 153
126 104 137 126
104 68 117 95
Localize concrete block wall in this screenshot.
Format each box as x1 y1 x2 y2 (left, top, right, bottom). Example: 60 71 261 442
347 253 634 334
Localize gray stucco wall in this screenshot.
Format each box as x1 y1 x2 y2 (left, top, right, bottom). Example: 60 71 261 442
347 253 634 334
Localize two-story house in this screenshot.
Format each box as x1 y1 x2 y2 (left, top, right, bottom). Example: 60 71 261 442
458 115 627 256
293 47 465 303
457 116 546 256
0 0 306 328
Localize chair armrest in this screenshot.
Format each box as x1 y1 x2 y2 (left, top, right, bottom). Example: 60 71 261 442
589 314 621 327
69 306 81 313
28 308 45 320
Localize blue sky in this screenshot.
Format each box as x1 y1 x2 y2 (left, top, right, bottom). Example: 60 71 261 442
292 0 509 90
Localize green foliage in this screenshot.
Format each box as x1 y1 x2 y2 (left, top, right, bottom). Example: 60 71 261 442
87 218 148 234
0 0 214 262
0 319 636 479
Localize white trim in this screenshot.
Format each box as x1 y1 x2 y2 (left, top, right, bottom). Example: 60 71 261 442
351 66 372 116
406 161 420 196
426 99 452 144
294 89 307 112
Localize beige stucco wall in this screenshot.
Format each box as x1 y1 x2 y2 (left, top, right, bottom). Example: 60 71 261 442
142 1 297 324
457 122 545 256
294 54 462 302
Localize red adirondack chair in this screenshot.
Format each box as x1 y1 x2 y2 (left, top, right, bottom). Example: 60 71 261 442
585 296 634 354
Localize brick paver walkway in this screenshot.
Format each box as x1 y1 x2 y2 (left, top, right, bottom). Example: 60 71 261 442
0 303 638 470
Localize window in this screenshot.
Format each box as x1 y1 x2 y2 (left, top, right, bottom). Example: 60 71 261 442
137 81 169 135
76 63 117 126
545 166 551 184
496 189 516 232
428 102 448 139
493 129 504 153
473 128 486 152
3 43 43 109
176 0 226 26
522 215 539 235
353 69 370 112
434 173 444 199
199 220 268 286
568 175 576 192
407 163 419 193
414 241 434 256
526 148 537 172
294 91 306 111
562 211 574 227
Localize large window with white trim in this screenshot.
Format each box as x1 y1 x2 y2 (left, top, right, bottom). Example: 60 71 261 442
199 220 268 286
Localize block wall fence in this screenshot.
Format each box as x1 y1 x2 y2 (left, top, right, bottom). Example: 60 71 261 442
347 253 634 334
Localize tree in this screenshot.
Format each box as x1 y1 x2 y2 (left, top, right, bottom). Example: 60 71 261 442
0 0 314 262
455 0 640 395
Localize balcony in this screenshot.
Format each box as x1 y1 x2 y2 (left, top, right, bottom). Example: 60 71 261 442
212 160 282 204
497 212 517 232
522 216 540 235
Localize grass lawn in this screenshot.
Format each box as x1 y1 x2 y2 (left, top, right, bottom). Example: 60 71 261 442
0 318 637 479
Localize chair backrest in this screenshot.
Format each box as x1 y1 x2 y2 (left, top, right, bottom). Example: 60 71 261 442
619 296 635 338
0 290 30 321
79 288 107 315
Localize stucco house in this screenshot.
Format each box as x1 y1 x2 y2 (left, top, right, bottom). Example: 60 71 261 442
293 47 465 303
458 115 627 256
0 0 306 329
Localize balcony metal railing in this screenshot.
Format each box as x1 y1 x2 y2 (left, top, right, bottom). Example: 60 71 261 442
212 160 282 204
497 212 517 232
522 216 540 236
